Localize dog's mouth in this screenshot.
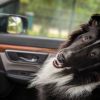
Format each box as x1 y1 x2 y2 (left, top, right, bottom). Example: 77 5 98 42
53 53 66 68
53 59 63 68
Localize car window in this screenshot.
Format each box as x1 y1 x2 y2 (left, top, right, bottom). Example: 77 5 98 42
0 0 100 39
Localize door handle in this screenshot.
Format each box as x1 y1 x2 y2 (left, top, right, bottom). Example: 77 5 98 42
5 50 48 64
19 57 37 63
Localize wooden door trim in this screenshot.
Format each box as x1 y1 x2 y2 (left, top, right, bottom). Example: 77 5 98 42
0 44 57 53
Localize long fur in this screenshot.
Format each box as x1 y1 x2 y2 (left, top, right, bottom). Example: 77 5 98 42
30 14 100 100
30 57 100 99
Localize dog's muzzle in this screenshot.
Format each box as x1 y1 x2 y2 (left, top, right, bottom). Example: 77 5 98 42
53 53 66 68
53 40 100 71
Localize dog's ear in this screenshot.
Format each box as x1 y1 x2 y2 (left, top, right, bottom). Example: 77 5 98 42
89 14 100 26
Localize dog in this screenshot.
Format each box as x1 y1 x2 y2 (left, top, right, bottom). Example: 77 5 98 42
30 14 100 100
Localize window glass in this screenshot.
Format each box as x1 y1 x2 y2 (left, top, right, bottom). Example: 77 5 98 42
0 0 100 39
19 0 100 39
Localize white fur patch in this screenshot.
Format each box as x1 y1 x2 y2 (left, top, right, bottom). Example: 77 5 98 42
30 57 73 87
30 57 100 98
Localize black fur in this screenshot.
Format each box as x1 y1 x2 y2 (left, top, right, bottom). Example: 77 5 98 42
32 14 100 100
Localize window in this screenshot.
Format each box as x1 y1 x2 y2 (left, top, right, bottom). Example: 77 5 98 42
0 0 100 39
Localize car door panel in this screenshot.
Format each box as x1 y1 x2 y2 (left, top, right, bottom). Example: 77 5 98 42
0 34 64 83
0 50 52 82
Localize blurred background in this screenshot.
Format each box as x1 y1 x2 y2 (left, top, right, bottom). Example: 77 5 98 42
0 0 100 39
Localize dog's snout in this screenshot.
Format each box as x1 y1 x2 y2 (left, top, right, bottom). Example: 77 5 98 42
53 48 76 68
57 53 65 64
53 51 67 68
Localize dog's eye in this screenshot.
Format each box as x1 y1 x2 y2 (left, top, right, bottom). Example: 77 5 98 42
76 35 92 42
90 51 96 57
82 35 92 42
90 49 100 58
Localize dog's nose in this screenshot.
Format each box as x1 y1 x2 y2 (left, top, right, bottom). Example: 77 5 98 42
53 49 73 68
57 53 65 64
53 52 66 68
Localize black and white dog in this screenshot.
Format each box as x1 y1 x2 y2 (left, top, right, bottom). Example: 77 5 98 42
30 14 100 100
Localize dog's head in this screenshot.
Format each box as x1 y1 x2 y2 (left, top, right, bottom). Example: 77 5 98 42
53 14 100 72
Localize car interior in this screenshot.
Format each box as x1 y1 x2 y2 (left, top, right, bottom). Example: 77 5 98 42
0 0 100 100
0 1 63 100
